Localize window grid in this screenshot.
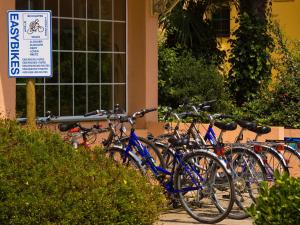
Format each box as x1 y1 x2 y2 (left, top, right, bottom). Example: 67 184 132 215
16 0 127 117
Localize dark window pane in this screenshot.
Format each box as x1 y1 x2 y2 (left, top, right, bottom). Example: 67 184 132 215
88 85 100 112
74 20 86 50
87 0 99 19
88 21 99 51
16 0 28 10
16 85 26 118
46 85 59 116
60 52 73 83
60 0 72 18
101 85 112 110
74 0 86 18
114 0 126 21
114 22 126 52
101 53 112 83
47 52 58 83
30 0 43 10
46 0 58 17
114 85 126 110
36 85 45 116
52 18 58 50
60 85 73 116
35 78 44 84
101 22 112 51
114 54 126 83
74 85 86 115
101 0 112 20
74 53 86 83
16 78 26 84
88 53 100 83
60 19 73 50
212 6 230 37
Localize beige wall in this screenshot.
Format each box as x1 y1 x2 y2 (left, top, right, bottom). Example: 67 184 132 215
128 0 158 128
0 0 16 119
273 0 300 39
0 0 159 126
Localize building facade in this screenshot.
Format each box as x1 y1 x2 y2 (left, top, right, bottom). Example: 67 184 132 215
0 0 158 127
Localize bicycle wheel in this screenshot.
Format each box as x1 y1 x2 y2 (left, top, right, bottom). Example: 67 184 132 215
107 146 144 174
174 150 235 224
258 146 289 182
120 136 166 169
225 147 267 219
279 145 300 177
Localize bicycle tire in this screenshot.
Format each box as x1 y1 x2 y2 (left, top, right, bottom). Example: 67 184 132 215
174 150 235 224
224 147 267 220
107 146 144 174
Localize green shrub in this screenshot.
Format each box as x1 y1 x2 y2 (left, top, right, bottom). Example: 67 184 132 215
233 24 300 128
158 44 231 112
248 172 300 225
0 120 165 225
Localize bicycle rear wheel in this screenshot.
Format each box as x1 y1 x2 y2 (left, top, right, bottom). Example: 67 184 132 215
107 146 144 174
174 151 234 224
225 147 267 219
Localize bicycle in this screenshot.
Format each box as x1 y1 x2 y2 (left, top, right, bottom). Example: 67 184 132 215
85 107 235 224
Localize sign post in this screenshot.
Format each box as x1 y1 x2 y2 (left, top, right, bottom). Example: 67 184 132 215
8 10 52 127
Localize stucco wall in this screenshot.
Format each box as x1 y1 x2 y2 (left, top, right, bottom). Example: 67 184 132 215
0 0 16 119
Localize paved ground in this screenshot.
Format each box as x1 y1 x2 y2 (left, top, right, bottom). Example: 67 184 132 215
156 209 253 225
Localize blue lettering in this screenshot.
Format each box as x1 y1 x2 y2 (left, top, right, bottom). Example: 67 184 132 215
9 12 20 76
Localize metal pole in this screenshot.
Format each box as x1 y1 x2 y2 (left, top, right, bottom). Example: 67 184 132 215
26 79 36 127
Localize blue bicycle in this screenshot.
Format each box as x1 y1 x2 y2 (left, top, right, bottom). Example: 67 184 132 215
85 108 235 224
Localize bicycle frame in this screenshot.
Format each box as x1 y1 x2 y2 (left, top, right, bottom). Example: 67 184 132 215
124 128 207 194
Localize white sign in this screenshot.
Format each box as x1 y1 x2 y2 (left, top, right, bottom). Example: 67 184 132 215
7 10 52 78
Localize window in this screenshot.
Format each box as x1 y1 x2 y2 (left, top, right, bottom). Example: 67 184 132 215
16 0 127 117
212 5 230 37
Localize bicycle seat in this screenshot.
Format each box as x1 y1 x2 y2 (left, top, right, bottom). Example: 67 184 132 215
236 120 257 130
58 123 78 132
214 121 237 131
168 136 189 147
249 126 271 135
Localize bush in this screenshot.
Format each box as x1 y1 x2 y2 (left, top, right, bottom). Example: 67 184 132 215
158 44 231 112
233 25 300 128
0 120 165 225
248 172 300 225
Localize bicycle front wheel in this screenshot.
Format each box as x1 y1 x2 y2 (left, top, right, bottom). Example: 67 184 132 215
174 150 234 224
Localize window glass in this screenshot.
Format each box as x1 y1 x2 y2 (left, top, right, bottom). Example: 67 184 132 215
101 22 112 51
45 0 58 17
60 0 73 18
74 20 86 50
74 0 86 18
74 53 86 83
114 0 126 21
114 54 126 83
87 0 99 19
88 53 100 83
60 85 73 115
60 19 73 50
74 85 86 115
60 52 73 83
101 85 113 110
101 53 112 83
88 21 99 51
101 0 112 20
16 0 127 116
114 22 126 52
30 0 43 10
88 85 100 111
114 85 126 110
16 0 28 10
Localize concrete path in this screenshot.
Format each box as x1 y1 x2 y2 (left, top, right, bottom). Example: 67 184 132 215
156 209 253 225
